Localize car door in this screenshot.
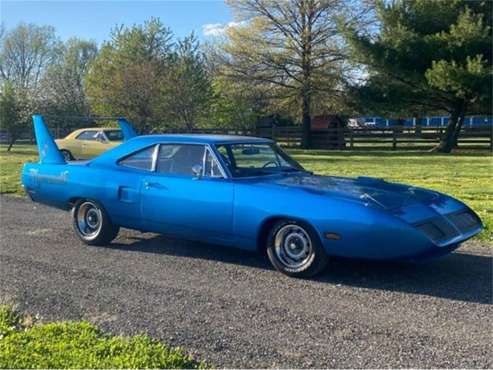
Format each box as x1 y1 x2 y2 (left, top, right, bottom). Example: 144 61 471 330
72 130 98 159
141 143 234 243
62 130 90 158
104 144 157 229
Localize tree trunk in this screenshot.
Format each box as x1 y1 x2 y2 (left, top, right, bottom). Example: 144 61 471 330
436 101 466 153
451 109 466 148
6 136 16 151
300 1 312 150
301 96 311 149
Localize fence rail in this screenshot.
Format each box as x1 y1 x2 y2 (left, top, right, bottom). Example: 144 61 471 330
255 126 493 150
3 124 492 151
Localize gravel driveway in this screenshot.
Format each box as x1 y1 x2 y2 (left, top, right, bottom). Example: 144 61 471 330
0 195 491 368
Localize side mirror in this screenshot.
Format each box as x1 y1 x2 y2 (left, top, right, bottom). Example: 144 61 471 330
192 164 203 179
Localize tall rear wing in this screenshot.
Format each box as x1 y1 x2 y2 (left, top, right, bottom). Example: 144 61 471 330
117 118 138 141
32 115 66 165
32 114 137 164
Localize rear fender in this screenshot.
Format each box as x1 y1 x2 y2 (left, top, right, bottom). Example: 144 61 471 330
22 163 72 209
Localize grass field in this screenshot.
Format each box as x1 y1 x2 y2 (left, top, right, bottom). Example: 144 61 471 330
1 145 491 243
0 305 203 368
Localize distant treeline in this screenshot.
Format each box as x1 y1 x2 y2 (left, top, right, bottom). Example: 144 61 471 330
1 0 491 152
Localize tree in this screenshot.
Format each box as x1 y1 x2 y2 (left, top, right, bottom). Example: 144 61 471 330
218 0 369 148
41 38 98 129
160 34 212 130
0 23 60 90
85 18 173 133
0 82 28 151
86 19 216 133
344 0 492 153
205 79 261 128
0 23 60 149
202 41 268 128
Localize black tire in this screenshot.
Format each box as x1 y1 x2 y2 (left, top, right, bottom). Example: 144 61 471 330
71 199 119 245
266 219 329 278
61 149 74 161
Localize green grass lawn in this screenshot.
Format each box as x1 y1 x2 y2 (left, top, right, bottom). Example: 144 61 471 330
0 145 39 195
0 305 204 369
1 145 491 243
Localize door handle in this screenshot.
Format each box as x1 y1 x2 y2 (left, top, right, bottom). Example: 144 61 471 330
144 181 166 190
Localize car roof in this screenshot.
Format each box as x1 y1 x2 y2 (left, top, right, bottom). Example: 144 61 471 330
128 134 273 145
73 127 120 132
89 133 274 167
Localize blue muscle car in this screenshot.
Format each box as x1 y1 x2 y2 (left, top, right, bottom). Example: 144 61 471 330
21 115 483 277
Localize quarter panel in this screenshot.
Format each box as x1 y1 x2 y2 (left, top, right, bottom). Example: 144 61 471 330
22 160 148 230
55 138 82 158
22 163 107 210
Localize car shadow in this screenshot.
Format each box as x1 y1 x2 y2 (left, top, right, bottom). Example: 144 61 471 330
110 233 271 269
109 234 492 305
316 252 492 304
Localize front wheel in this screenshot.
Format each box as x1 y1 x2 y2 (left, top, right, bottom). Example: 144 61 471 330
72 199 119 245
266 220 329 278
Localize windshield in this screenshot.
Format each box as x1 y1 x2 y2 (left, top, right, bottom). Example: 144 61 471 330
215 143 304 178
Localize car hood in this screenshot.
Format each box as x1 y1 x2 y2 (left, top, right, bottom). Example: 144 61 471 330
259 173 460 219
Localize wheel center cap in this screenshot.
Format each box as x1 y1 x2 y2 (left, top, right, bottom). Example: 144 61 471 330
285 235 307 259
86 210 99 228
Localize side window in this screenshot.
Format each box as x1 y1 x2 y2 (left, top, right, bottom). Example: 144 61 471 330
118 145 156 171
204 149 223 178
156 144 204 176
76 131 98 141
216 145 232 170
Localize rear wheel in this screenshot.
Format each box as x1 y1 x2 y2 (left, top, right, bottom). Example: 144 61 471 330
72 199 119 245
266 220 329 278
60 149 74 161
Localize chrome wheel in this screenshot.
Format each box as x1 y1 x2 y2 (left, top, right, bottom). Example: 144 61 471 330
75 201 102 238
274 224 314 270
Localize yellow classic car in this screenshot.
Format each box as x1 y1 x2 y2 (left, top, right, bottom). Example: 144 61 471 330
55 127 124 160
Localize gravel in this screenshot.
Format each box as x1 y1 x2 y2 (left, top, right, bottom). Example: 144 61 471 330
0 195 492 368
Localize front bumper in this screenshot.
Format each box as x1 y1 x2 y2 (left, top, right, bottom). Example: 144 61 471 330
414 208 483 248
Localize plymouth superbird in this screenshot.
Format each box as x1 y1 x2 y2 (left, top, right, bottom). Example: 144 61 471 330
21 115 483 277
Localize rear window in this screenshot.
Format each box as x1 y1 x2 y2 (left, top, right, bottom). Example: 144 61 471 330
76 131 98 141
118 145 155 171
105 130 124 141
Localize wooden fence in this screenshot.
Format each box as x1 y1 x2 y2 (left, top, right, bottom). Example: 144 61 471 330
172 125 493 151
5 124 493 151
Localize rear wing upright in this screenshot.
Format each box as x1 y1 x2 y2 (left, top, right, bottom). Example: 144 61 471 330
32 115 66 165
117 118 138 141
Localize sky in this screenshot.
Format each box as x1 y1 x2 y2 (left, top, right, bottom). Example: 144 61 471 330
1 0 236 44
